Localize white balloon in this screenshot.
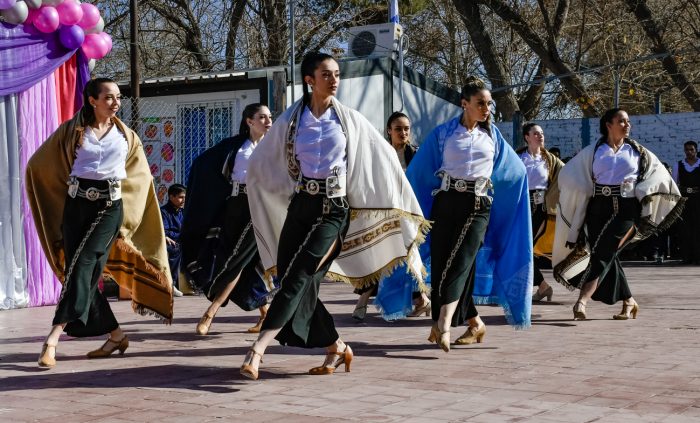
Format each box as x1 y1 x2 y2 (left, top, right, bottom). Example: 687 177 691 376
85 15 104 34
1 1 29 25
88 59 96 72
24 0 41 9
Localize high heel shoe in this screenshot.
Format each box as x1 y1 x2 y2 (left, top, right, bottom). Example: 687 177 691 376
455 324 486 345
196 312 214 335
408 300 431 317
38 343 57 368
573 301 587 320
427 323 450 353
309 344 353 375
240 348 263 380
352 305 368 321
86 335 129 358
613 302 639 320
532 286 553 302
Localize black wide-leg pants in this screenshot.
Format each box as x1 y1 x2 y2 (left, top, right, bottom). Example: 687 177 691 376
430 190 491 327
54 194 123 338
261 192 350 348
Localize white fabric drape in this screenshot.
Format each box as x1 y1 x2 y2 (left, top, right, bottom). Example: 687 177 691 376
0 94 28 309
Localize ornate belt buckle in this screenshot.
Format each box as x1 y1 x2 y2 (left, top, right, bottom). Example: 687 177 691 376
533 190 545 204
454 180 468 192
474 177 490 196
601 186 612 197
85 187 100 201
306 180 320 195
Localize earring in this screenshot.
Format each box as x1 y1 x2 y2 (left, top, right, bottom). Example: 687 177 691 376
92 104 96 108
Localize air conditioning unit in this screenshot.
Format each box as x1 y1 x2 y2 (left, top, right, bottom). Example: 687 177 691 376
347 23 403 60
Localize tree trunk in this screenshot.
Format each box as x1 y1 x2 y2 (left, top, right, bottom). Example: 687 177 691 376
225 0 248 70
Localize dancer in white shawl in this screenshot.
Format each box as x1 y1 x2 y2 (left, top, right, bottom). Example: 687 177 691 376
553 108 684 320
239 52 429 380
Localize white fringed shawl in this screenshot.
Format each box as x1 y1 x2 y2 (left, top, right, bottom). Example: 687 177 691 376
552 139 684 286
246 98 430 289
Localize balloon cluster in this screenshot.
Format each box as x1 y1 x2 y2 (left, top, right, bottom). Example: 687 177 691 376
0 0 112 60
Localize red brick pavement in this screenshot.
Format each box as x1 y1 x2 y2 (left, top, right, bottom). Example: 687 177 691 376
1 265 699 422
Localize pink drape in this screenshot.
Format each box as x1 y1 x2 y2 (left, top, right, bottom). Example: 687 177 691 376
19 75 61 306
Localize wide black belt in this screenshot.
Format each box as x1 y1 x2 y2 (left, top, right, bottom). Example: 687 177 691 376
682 186 700 195
594 184 621 197
448 179 478 193
70 177 121 201
298 177 328 195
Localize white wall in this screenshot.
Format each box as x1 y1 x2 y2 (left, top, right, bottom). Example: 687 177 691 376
496 111 700 164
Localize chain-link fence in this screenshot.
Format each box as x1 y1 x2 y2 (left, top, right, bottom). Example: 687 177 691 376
118 97 245 204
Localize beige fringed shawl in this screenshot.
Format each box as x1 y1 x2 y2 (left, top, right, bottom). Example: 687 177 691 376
25 113 174 321
552 139 684 287
247 98 430 289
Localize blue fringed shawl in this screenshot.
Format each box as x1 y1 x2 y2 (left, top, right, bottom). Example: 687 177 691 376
377 117 533 328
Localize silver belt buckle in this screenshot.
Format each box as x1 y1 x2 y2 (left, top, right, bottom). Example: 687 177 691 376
68 177 79 198
108 180 121 201
454 180 468 192
687 187 696 194
600 186 612 197
326 173 346 198
474 177 490 196
85 187 101 201
306 180 320 195
533 190 545 204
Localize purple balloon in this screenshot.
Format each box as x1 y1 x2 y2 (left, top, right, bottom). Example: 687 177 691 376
33 6 59 33
56 0 81 26
58 24 84 50
0 0 17 10
77 2 99 29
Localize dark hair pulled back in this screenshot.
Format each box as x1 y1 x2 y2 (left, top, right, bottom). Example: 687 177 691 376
599 107 624 138
238 103 267 139
301 51 335 106
460 76 492 130
80 77 116 126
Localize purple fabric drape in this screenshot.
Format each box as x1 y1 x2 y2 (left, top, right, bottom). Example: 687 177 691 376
19 75 62 306
75 50 90 109
0 22 77 96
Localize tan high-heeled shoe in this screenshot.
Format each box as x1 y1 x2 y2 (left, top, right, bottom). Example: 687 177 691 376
38 343 57 368
86 335 129 358
573 301 587 320
240 348 263 380
352 305 368 321
309 344 353 375
455 324 486 345
427 323 450 353
532 286 553 302
196 312 214 335
613 302 639 320
408 300 431 317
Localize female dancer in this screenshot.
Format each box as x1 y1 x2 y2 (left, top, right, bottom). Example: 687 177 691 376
517 123 563 301
352 112 430 320
553 108 684 320
181 104 275 335
407 76 532 352
27 78 173 367
240 52 428 379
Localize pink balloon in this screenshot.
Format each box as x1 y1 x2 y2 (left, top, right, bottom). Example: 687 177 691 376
99 32 113 55
81 32 109 59
26 7 39 25
33 6 60 33
56 0 82 26
77 3 100 29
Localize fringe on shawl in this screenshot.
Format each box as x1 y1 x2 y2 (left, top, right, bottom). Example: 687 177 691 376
107 238 174 322
261 209 432 292
371 297 413 321
472 262 532 330
636 196 686 241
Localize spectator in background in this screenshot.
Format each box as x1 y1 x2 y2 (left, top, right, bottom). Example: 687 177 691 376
161 183 186 296
673 141 700 264
549 147 561 159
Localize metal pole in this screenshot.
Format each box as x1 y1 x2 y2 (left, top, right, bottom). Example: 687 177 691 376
289 0 295 105
130 0 140 127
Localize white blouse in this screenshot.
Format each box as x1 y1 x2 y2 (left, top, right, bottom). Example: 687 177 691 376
70 125 127 181
295 106 347 179
520 151 548 190
440 125 494 180
592 143 640 185
230 139 256 184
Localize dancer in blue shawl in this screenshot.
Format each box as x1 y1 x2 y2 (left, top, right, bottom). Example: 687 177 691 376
404 77 532 352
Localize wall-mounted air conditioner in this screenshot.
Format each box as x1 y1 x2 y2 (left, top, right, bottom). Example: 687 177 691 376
346 23 403 59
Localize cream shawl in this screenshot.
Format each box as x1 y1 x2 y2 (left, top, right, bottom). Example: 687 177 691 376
25 113 174 321
552 139 684 286
246 98 430 289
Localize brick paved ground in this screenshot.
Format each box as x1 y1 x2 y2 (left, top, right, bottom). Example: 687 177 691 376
1 264 699 422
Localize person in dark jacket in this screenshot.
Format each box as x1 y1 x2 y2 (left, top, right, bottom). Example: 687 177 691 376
160 184 186 295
